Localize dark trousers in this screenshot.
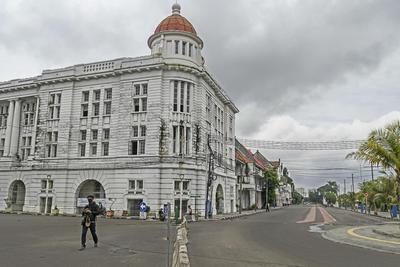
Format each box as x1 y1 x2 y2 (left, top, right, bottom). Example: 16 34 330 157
81 223 98 246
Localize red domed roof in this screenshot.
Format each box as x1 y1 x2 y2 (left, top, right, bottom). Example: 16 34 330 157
155 14 197 36
154 4 197 36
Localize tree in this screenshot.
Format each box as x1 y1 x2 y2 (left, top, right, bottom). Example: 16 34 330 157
325 192 337 206
346 120 400 203
293 191 303 204
265 168 280 205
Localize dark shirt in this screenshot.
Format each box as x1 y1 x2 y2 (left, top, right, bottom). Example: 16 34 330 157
82 201 100 222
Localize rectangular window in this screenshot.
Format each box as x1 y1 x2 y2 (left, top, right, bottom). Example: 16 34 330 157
142 84 148 95
186 84 190 113
173 126 177 153
92 103 99 116
79 143 86 157
132 126 138 137
140 125 146 137
182 41 187 55
129 180 136 190
27 137 32 146
174 181 180 191
81 130 87 141
189 43 193 57
46 144 51 158
52 144 57 157
29 114 34 125
83 91 89 102
183 181 189 191
103 129 110 140
173 81 178 112
105 88 112 100
128 140 138 155
92 129 98 140
24 114 29 125
102 142 109 156
53 132 58 142
90 143 97 156
137 180 143 190
41 180 47 189
55 106 60 119
179 126 184 155
48 180 54 189
57 93 62 104
186 127 191 154
141 98 147 112
49 107 54 119
139 140 145 154
175 40 179 54
134 99 140 112
94 90 101 101
49 94 55 105
81 104 88 117
134 84 141 96
104 102 112 115
180 82 185 112
47 132 52 142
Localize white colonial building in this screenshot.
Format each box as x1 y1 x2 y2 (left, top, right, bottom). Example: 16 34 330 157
0 4 238 217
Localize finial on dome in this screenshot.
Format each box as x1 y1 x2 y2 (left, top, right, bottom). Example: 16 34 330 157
172 3 181 15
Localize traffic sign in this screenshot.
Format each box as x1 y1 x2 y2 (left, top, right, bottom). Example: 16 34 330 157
139 202 147 212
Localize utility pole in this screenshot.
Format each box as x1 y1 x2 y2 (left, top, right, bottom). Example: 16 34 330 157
239 164 243 214
351 173 355 211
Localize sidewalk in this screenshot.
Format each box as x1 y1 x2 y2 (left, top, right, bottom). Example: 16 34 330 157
336 207 398 220
323 223 400 255
195 207 282 222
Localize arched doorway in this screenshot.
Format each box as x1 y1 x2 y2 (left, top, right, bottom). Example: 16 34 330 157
215 184 224 214
8 180 26 211
75 180 106 213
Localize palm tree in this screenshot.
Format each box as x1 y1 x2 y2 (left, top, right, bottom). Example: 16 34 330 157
346 120 400 203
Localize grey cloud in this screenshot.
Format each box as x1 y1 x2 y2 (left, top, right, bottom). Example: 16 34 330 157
187 0 400 134
0 0 399 137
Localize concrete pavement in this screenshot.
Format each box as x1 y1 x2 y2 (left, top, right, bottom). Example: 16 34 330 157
188 205 400 267
0 213 170 267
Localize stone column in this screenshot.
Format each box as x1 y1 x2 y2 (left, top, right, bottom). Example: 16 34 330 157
4 100 15 156
30 97 40 154
10 99 22 156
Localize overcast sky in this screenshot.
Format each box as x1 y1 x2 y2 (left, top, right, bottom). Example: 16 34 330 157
1 0 399 190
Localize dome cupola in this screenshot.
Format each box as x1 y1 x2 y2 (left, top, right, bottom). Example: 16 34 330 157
148 4 204 67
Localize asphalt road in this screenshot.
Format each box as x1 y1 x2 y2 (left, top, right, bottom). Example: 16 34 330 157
0 214 170 267
188 205 400 267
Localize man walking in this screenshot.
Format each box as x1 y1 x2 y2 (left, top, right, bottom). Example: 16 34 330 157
79 195 100 251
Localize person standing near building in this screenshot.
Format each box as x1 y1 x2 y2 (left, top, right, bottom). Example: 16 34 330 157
79 195 100 251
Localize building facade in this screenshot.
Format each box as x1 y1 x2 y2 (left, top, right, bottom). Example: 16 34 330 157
0 4 238 217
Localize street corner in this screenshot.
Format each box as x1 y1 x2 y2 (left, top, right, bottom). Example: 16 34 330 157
322 224 400 255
